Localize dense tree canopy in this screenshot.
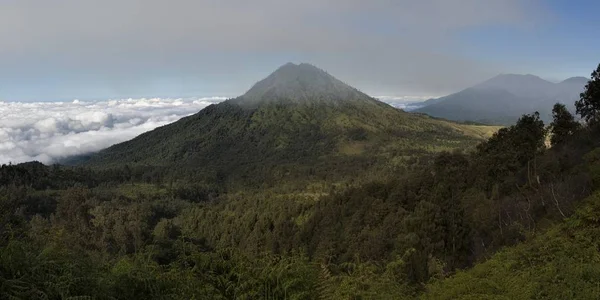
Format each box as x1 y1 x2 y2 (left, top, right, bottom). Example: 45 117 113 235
550 103 581 146
575 64 600 124
1 62 600 299
1 115 597 298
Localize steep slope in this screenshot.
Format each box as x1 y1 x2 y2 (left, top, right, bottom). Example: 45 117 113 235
474 74 556 98
415 97 446 108
415 74 588 125
237 62 368 107
82 63 491 185
424 192 600 300
422 136 600 299
415 88 529 124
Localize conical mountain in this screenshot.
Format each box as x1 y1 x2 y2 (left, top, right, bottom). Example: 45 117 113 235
82 63 490 186
236 63 372 106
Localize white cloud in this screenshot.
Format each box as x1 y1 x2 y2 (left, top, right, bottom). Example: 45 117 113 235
0 97 226 165
376 96 434 111
0 94 445 165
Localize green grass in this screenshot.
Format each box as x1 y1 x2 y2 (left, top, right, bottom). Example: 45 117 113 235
93 183 168 199
423 192 600 300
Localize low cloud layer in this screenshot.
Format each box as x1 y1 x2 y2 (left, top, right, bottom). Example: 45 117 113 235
0 95 428 165
376 96 432 111
0 97 226 164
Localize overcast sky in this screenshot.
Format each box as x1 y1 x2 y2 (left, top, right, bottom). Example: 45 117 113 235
0 0 598 101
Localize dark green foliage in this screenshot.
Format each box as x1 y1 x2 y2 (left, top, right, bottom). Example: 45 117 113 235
475 112 546 182
83 97 482 190
0 112 596 299
0 186 28 244
0 121 596 298
4 62 600 299
575 64 600 124
0 240 108 299
423 192 600 300
171 184 219 203
550 103 581 146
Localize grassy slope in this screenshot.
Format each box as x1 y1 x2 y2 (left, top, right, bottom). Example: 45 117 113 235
443 122 503 140
423 142 600 299
423 191 600 300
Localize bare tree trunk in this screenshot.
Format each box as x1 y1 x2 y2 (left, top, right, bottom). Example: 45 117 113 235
551 183 567 218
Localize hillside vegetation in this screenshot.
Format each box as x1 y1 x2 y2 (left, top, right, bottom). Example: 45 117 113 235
0 63 599 299
424 192 600 300
80 63 493 189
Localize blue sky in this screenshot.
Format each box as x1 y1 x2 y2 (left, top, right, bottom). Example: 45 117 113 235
0 0 597 101
457 0 599 80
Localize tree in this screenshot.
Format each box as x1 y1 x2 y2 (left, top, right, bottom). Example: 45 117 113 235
476 112 547 180
575 64 600 124
549 103 580 146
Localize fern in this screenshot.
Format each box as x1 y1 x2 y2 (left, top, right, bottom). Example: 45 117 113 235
316 263 334 300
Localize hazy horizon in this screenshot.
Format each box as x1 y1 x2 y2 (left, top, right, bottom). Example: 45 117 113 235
1 0 598 164
0 0 598 102
0 67 588 103
0 91 433 165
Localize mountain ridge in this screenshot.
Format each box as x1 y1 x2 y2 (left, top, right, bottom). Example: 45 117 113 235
234 62 377 108
560 76 589 85
415 73 588 125
79 62 494 186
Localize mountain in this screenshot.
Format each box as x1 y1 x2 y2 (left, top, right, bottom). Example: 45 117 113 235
80 63 493 186
560 76 589 85
406 97 446 111
236 62 367 107
415 74 588 125
3 62 598 299
474 74 556 98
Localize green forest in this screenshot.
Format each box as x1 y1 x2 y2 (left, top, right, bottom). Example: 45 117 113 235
1 63 600 299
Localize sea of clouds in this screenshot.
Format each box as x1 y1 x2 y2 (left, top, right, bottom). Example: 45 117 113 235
376 96 434 111
0 95 433 165
0 97 227 165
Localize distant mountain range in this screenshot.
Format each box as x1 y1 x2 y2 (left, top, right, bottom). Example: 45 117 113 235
75 63 496 186
414 74 589 125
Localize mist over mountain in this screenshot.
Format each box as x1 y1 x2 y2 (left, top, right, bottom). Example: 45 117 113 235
415 74 588 125
79 63 490 185
2 0 600 297
559 76 589 85
236 63 371 107
6 62 599 299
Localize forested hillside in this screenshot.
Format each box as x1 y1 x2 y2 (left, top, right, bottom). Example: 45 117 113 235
425 192 600 299
79 63 495 189
0 63 599 299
